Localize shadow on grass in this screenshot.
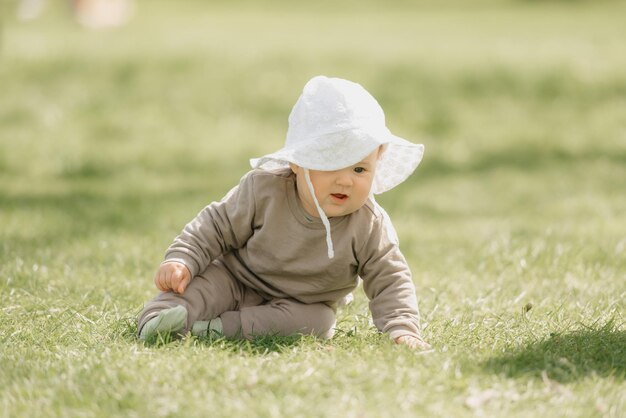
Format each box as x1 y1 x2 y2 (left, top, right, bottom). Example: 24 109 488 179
114 317 289 354
484 321 626 383
118 317 380 355
117 312 314 355
140 332 312 355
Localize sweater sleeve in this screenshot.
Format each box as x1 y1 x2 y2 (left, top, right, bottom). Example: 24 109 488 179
163 171 257 279
358 216 422 341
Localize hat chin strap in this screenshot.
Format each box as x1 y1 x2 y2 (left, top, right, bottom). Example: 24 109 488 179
304 168 334 259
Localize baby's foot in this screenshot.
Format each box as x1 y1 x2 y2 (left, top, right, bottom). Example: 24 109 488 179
139 305 188 340
191 318 223 338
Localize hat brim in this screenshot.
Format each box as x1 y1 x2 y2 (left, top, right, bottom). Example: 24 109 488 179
372 133 424 194
250 128 424 194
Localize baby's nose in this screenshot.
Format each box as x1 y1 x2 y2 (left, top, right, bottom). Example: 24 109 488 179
336 173 353 186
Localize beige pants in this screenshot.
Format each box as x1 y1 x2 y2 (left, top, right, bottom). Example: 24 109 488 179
138 260 336 340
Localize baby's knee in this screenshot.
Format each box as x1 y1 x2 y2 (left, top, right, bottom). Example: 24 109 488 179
311 304 336 339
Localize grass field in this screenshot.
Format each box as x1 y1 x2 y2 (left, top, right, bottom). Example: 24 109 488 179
1 0 625 417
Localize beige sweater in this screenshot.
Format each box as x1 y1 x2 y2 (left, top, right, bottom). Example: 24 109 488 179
164 168 422 339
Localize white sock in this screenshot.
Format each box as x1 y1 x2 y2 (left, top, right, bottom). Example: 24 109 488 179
191 318 223 338
139 305 188 340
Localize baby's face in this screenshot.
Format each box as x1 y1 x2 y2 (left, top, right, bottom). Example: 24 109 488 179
291 148 380 218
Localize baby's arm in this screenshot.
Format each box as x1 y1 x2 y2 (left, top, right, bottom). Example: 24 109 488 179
359 218 430 350
154 262 191 294
161 172 257 282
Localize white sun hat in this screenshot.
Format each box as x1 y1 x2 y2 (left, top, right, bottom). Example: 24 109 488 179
250 75 424 194
250 75 425 258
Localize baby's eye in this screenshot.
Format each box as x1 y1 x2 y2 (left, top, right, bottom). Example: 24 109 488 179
353 167 366 174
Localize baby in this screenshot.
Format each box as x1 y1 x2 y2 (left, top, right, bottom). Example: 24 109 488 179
138 75 430 350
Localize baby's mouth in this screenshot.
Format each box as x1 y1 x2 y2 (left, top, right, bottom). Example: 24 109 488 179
331 193 348 201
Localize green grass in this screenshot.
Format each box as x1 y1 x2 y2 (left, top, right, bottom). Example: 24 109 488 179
1 0 625 417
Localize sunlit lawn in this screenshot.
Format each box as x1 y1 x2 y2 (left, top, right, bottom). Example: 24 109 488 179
1 1 625 417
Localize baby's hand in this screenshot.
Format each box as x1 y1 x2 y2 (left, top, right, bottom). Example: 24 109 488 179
154 262 191 294
394 335 433 351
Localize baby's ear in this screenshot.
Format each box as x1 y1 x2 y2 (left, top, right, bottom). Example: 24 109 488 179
378 144 388 159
